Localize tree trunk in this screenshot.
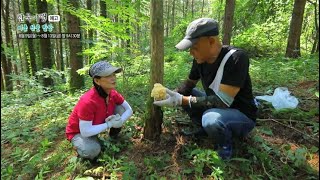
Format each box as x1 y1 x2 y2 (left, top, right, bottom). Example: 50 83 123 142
144 0 164 141
222 0 235 45
166 0 170 36
136 0 141 44
123 2 131 95
310 0 319 54
10 33 21 88
100 0 107 17
285 0 307 58
87 0 94 48
57 0 64 72
311 27 319 53
201 0 205 17
126 18 131 54
1 66 4 91
1 35 8 91
191 0 194 18
17 0 28 74
86 0 94 66
124 2 130 54
13 64 20 87
53 1 61 71
1 0 13 91
113 0 119 23
185 0 188 16
67 0 84 93
171 0 175 31
37 0 53 86
23 0 37 76
12 0 24 75
182 0 185 18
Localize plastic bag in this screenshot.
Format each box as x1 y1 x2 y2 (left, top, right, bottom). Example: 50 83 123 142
255 87 299 110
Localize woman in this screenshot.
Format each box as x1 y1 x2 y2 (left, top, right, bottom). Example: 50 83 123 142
65 60 133 160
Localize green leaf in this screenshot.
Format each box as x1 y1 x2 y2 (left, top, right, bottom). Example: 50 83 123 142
229 158 251 162
253 135 264 143
260 127 273 136
310 146 319 153
6 165 13 174
74 177 95 180
182 168 193 174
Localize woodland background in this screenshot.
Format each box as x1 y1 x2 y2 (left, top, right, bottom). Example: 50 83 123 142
1 0 319 179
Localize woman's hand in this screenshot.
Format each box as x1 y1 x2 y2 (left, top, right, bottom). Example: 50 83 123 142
105 114 122 128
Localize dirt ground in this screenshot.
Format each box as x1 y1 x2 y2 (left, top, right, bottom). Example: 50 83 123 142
83 110 319 179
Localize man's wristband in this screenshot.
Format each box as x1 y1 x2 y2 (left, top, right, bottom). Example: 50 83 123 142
188 95 192 108
188 96 197 108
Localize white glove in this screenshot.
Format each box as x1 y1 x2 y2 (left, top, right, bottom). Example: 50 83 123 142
105 114 122 128
153 88 183 107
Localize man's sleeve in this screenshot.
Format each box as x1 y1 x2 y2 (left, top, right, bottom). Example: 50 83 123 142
221 50 249 88
188 59 200 81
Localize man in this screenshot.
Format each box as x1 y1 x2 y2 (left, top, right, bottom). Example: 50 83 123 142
153 18 257 160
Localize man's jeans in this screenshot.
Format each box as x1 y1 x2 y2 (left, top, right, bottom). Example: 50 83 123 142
183 88 256 145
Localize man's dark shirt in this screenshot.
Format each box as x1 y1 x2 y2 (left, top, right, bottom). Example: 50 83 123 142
188 45 257 121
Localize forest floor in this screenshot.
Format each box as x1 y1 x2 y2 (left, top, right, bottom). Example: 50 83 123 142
64 80 319 179
63 81 319 179
78 115 318 179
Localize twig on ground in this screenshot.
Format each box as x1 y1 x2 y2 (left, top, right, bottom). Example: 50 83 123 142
164 164 175 170
257 118 319 143
262 162 274 179
171 135 185 173
300 97 318 100
257 118 316 125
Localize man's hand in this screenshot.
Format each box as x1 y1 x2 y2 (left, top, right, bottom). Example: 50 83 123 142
105 114 122 128
153 88 183 107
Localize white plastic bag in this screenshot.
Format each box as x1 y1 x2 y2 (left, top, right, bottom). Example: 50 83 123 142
256 87 299 110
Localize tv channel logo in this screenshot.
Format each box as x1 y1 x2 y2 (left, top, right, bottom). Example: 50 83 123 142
48 15 60 22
